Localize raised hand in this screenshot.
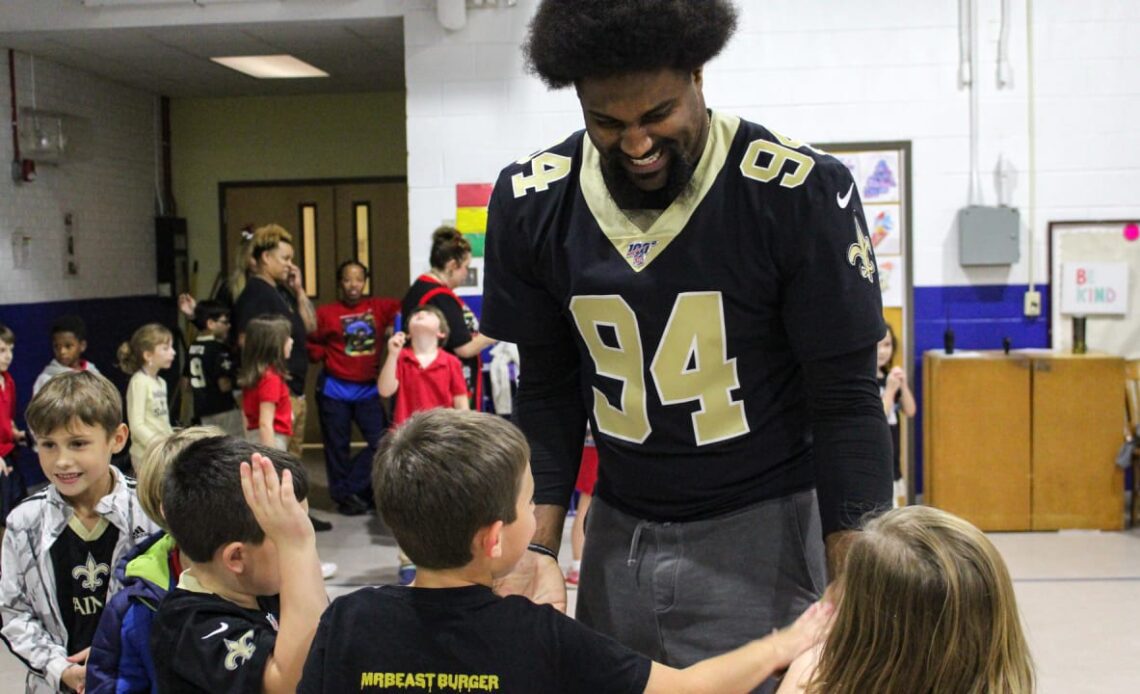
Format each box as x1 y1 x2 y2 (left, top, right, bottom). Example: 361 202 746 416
239 453 313 545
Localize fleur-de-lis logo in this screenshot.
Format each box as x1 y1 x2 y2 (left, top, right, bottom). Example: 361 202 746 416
224 630 257 671
847 216 876 284
71 553 110 592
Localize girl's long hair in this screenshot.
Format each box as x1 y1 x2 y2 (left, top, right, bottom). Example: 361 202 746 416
808 506 1034 694
237 314 292 388
116 323 173 375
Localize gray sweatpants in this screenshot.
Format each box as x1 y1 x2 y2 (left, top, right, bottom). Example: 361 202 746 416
577 489 827 694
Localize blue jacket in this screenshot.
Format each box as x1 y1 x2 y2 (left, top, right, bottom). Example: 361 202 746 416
86 531 178 694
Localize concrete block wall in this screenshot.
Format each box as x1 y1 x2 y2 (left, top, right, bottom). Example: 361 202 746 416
0 51 159 305
403 0 1140 290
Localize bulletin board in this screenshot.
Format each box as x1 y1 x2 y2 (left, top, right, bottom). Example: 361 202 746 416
822 140 912 503
1049 220 1140 358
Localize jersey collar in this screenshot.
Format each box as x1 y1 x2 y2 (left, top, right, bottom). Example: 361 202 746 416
580 110 741 273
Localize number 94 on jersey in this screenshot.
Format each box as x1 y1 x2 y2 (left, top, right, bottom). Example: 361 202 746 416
569 292 749 447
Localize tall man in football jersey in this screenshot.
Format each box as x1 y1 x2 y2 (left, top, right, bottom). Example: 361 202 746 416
482 1 892 689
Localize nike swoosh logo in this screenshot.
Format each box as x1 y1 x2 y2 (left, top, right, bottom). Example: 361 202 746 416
202 622 229 640
834 181 852 208
837 182 854 209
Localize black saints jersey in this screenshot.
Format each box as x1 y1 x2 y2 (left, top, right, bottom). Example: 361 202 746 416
151 572 281 694
186 337 237 419
483 111 884 521
50 516 119 652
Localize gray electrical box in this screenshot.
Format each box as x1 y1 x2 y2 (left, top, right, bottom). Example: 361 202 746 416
958 205 1020 266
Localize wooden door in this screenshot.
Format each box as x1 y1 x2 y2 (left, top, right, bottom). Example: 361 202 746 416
924 352 1032 530
1031 354 1124 530
222 179 408 445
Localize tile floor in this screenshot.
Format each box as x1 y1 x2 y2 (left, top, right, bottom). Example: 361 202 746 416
2 449 1138 693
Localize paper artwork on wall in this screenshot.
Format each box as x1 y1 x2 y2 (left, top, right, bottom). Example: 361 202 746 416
859 151 900 203
455 183 493 257
864 204 902 256
877 254 904 307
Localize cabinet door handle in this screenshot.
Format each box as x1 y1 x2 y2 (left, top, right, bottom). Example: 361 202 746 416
1035 361 1052 372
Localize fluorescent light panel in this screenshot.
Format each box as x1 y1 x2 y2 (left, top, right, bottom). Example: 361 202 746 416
210 54 328 79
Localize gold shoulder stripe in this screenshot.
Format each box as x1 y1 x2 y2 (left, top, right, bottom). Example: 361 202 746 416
580 111 741 273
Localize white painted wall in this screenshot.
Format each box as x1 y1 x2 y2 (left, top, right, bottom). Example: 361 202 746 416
0 52 159 304
404 0 1140 288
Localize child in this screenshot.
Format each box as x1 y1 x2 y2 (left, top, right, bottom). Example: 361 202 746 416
877 325 916 506
238 315 294 450
86 426 225 694
299 409 833 693
186 300 242 436
308 260 400 517
566 428 597 586
118 324 177 472
777 505 1035 693
377 305 468 584
377 304 469 426
149 436 327 693
0 323 29 520
0 371 161 694
33 315 103 395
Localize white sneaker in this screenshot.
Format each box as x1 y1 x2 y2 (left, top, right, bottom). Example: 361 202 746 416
321 562 338 579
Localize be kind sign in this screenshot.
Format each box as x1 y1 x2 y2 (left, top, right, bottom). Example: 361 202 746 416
1061 262 1129 315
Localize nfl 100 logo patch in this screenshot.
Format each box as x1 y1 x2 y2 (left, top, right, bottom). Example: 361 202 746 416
625 240 659 269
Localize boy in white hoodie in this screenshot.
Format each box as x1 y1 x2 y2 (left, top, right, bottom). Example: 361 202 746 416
32 315 103 396
0 371 159 693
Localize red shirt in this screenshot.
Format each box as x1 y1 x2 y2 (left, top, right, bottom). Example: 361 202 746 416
392 348 467 426
308 298 400 383
242 367 293 435
0 371 15 459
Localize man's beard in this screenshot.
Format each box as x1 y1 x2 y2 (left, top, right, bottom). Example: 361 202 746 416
600 139 697 210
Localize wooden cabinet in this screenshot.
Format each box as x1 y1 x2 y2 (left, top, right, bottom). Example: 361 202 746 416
923 351 1124 531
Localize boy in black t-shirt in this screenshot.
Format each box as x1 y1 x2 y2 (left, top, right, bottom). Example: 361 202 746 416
185 300 242 436
150 437 327 693
299 410 832 694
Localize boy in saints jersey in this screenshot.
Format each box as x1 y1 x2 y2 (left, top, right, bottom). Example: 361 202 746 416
149 437 327 694
0 371 160 694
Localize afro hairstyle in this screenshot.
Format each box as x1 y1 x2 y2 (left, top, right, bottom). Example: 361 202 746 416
524 0 739 89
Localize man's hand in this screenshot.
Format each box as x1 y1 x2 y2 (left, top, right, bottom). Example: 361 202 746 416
240 453 313 546
63 647 90 693
493 549 567 613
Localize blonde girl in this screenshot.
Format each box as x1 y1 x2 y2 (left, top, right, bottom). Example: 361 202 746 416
238 314 294 450
117 323 176 470
779 505 1034 694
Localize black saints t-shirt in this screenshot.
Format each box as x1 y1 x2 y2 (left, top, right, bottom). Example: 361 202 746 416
50 516 119 652
150 571 281 694
299 585 650 694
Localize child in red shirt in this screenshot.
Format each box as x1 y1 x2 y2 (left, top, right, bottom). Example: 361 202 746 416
238 315 295 450
0 323 28 521
377 305 467 586
378 305 469 426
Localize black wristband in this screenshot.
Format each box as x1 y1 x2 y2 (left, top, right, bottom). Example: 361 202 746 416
527 543 558 561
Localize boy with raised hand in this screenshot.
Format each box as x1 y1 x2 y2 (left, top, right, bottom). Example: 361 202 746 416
149 437 327 693
1 371 160 694
300 409 832 694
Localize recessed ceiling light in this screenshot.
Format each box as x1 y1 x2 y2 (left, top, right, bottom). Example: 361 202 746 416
210 55 329 79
